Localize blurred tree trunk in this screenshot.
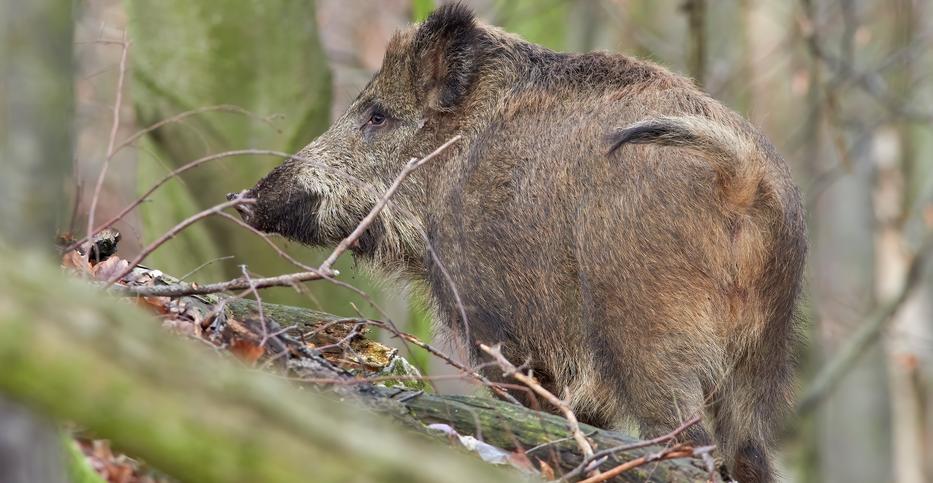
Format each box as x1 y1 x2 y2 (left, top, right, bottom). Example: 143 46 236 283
878 1 929 482
682 0 706 87
795 2 892 482
0 0 72 242
0 0 73 481
123 0 377 314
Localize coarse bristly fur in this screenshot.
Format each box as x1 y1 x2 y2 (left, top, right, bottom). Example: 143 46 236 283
230 4 806 482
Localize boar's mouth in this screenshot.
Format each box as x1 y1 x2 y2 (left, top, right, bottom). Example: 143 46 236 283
226 189 385 258
226 189 257 224
226 188 326 247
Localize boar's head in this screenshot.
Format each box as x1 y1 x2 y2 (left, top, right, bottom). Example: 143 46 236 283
229 5 493 270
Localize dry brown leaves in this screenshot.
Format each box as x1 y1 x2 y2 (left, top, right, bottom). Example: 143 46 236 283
75 437 170 483
229 338 266 364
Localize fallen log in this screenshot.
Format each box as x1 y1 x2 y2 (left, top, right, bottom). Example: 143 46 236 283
117 263 715 482
2 243 713 482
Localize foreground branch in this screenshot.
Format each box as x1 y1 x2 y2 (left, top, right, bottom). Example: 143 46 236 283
114 267 335 297
219 301 712 481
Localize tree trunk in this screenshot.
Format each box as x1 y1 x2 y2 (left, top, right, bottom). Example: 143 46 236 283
877 2 929 480
0 0 74 481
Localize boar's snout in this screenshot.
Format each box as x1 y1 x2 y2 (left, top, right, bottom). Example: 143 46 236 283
226 189 256 224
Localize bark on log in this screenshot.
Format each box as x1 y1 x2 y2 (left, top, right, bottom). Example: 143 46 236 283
222 300 710 481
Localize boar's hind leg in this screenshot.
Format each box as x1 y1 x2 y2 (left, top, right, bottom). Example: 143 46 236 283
709 349 789 483
603 350 715 448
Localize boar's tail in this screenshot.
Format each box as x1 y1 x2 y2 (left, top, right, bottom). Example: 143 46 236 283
608 115 766 210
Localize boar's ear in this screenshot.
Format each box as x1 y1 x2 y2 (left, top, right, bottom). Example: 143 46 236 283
412 4 484 111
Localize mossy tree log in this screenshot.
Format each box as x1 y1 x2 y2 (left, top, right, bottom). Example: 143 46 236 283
0 254 710 482
0 250 517 483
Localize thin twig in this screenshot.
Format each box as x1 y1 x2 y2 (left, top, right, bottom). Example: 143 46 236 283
240 266 269 347
318 135 461 271
107 198 256 285
561 414 703 481
425 243 472 356
71 149 295 252
312 323 364 354
577 444 715 483
178 256 235 281
111 105 281 156
86 34 129 249
115 268 334 298
355 319 522 405
525 430 600 455
479 343 595 463
216 212 317 272
70 147 411 254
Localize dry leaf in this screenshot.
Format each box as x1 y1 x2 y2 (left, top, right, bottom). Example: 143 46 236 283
62 250 91 272
538 459 556 480
230 339 265 364
134 296 170 315
91 256 130 282
161 318 196 337
506 450 536 473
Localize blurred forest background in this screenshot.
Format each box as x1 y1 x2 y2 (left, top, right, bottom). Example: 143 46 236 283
13 0 933 481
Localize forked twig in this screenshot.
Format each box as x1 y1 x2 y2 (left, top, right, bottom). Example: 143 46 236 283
479 343 596 464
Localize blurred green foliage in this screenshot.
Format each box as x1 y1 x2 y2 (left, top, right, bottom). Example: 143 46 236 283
412 0 435 22
63 437 106 483
494 0 570 50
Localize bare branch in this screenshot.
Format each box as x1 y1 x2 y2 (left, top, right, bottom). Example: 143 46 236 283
115 268 335 298
111 105 282 156
107 198 257 285
178 255 235 282
86 34 130 247
577 444 715 483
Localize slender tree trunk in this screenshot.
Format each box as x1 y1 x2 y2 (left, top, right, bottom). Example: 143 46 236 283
0 0 72 243
0 0 74 481
878 2 929 482
683 0 707 88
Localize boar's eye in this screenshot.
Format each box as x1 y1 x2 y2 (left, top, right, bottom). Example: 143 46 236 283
367 112 386 127
360 105 395 139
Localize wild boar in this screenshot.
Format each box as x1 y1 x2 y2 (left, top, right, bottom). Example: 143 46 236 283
229 5 806 482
